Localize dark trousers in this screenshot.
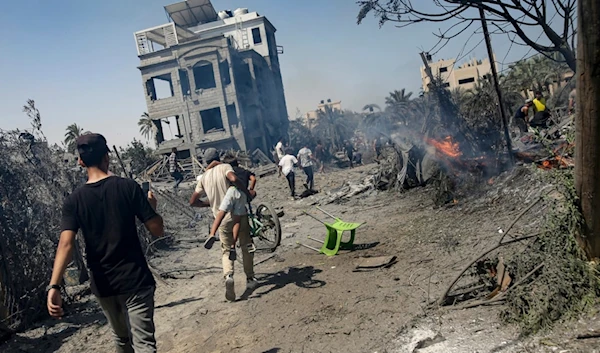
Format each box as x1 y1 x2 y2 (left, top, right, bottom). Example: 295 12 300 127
286 172 296 196
96 286 156 353
303 166 314 190
171 171 183 189
530 111 550 128
514 117 528 133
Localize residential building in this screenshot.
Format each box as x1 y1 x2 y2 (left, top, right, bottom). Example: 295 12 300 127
135 0 288 156
420 56 496 92
304 99 342 129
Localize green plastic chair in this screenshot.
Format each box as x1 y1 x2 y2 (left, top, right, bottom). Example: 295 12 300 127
319 219 363 256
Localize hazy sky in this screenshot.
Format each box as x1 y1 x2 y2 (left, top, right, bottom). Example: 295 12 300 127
0 0 534 147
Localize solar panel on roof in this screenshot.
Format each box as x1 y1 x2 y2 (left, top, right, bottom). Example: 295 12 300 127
164 0 218 28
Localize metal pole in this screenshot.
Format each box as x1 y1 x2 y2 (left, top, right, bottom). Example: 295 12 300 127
112 145 132 179
479 7 515 165
316 206 338 220
302 211 326 225
419 52 435 87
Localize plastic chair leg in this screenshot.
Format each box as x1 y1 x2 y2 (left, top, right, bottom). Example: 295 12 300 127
340 230 356 250
320 229 343 256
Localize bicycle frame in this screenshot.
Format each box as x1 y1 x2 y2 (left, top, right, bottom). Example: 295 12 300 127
247 203 264 237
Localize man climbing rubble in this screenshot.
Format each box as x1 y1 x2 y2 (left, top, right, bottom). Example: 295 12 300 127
530 91 551 129
513 99 534 133
48 133 165 353
189 148 257 301
169 147 183 190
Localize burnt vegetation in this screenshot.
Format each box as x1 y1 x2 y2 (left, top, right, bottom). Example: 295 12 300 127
0 103 84 338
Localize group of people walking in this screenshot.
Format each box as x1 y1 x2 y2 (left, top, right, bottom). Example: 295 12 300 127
47 134 261 353
275 138 321 199
46 132 376 353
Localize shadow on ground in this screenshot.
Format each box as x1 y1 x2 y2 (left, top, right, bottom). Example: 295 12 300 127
351 241 380 251
155 296 203 310
240 266 325 300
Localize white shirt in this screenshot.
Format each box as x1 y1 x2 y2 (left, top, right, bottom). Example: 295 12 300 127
297 147 314 168
275 142 285 159
278 155 298 176
194 163 234 218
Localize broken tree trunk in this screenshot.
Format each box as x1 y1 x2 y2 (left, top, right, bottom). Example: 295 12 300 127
575 0 600 258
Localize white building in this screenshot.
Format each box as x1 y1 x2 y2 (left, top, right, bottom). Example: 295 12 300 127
420 56 497 92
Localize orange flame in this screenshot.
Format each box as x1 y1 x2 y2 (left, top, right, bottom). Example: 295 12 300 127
428 136 462 158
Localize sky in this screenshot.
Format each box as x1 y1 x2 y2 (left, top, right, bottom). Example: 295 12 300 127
0 0 536 147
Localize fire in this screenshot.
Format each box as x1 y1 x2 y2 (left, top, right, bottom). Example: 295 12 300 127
537 156 575 170
427 136 462 158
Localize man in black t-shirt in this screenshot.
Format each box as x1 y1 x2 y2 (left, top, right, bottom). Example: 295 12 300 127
47 133 164 353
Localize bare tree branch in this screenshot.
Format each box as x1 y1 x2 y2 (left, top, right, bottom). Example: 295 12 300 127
356 0 577 71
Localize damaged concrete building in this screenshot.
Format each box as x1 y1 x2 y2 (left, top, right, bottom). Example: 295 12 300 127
135 0 288 156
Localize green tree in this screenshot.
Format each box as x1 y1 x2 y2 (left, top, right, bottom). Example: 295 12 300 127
288 120 316 153
64 123 84 153
119 139 158 176
314 105 353 151
385 89 413 123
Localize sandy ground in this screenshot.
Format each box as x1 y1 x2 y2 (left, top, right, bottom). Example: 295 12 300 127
3 163 600 353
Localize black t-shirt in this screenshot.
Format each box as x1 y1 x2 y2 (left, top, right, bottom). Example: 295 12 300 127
514 105 527 120
233 166 255 191
61 176 157 297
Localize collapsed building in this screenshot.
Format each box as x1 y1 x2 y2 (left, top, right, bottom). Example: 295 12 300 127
135 0 288 156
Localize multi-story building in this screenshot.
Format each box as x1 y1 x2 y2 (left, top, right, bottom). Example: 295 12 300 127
420 56 496 92
135 0 288 156
303 99 342 129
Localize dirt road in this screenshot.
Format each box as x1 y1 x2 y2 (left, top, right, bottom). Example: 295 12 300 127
3 164 600 352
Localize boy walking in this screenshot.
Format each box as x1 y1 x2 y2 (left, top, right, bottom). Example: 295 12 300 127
278 148 298 199
169 147 183 190
47 134 164 353
297 144 315 190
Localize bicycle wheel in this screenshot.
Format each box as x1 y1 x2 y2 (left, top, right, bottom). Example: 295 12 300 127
254 203 281 251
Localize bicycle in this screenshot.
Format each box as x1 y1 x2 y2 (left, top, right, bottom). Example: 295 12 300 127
246 202 281 252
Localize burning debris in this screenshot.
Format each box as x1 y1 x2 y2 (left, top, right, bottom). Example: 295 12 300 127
427 136 462 159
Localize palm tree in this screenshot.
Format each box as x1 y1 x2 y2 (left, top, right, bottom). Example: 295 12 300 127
362 103 382 113
138 112 157 145
315 105 350 151
385 89 413 124
64 123 84 153
385 89 413 106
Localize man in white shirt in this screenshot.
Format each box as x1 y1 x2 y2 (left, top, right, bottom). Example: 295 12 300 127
189 148 257 301
278 148 298 200
297 144 316 190
275 138 286 160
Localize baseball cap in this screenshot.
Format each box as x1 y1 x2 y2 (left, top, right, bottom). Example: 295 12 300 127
204 148 220 163
76 133 110 162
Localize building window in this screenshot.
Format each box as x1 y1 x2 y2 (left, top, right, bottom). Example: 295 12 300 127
179 69 190 96
146 74 174 101
458 77 476 85
443 82 451 87
200 107 224 133
439 67 448 73
227 104 238 126
193 61 216 90
252 28 262 45
220 60 231 86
